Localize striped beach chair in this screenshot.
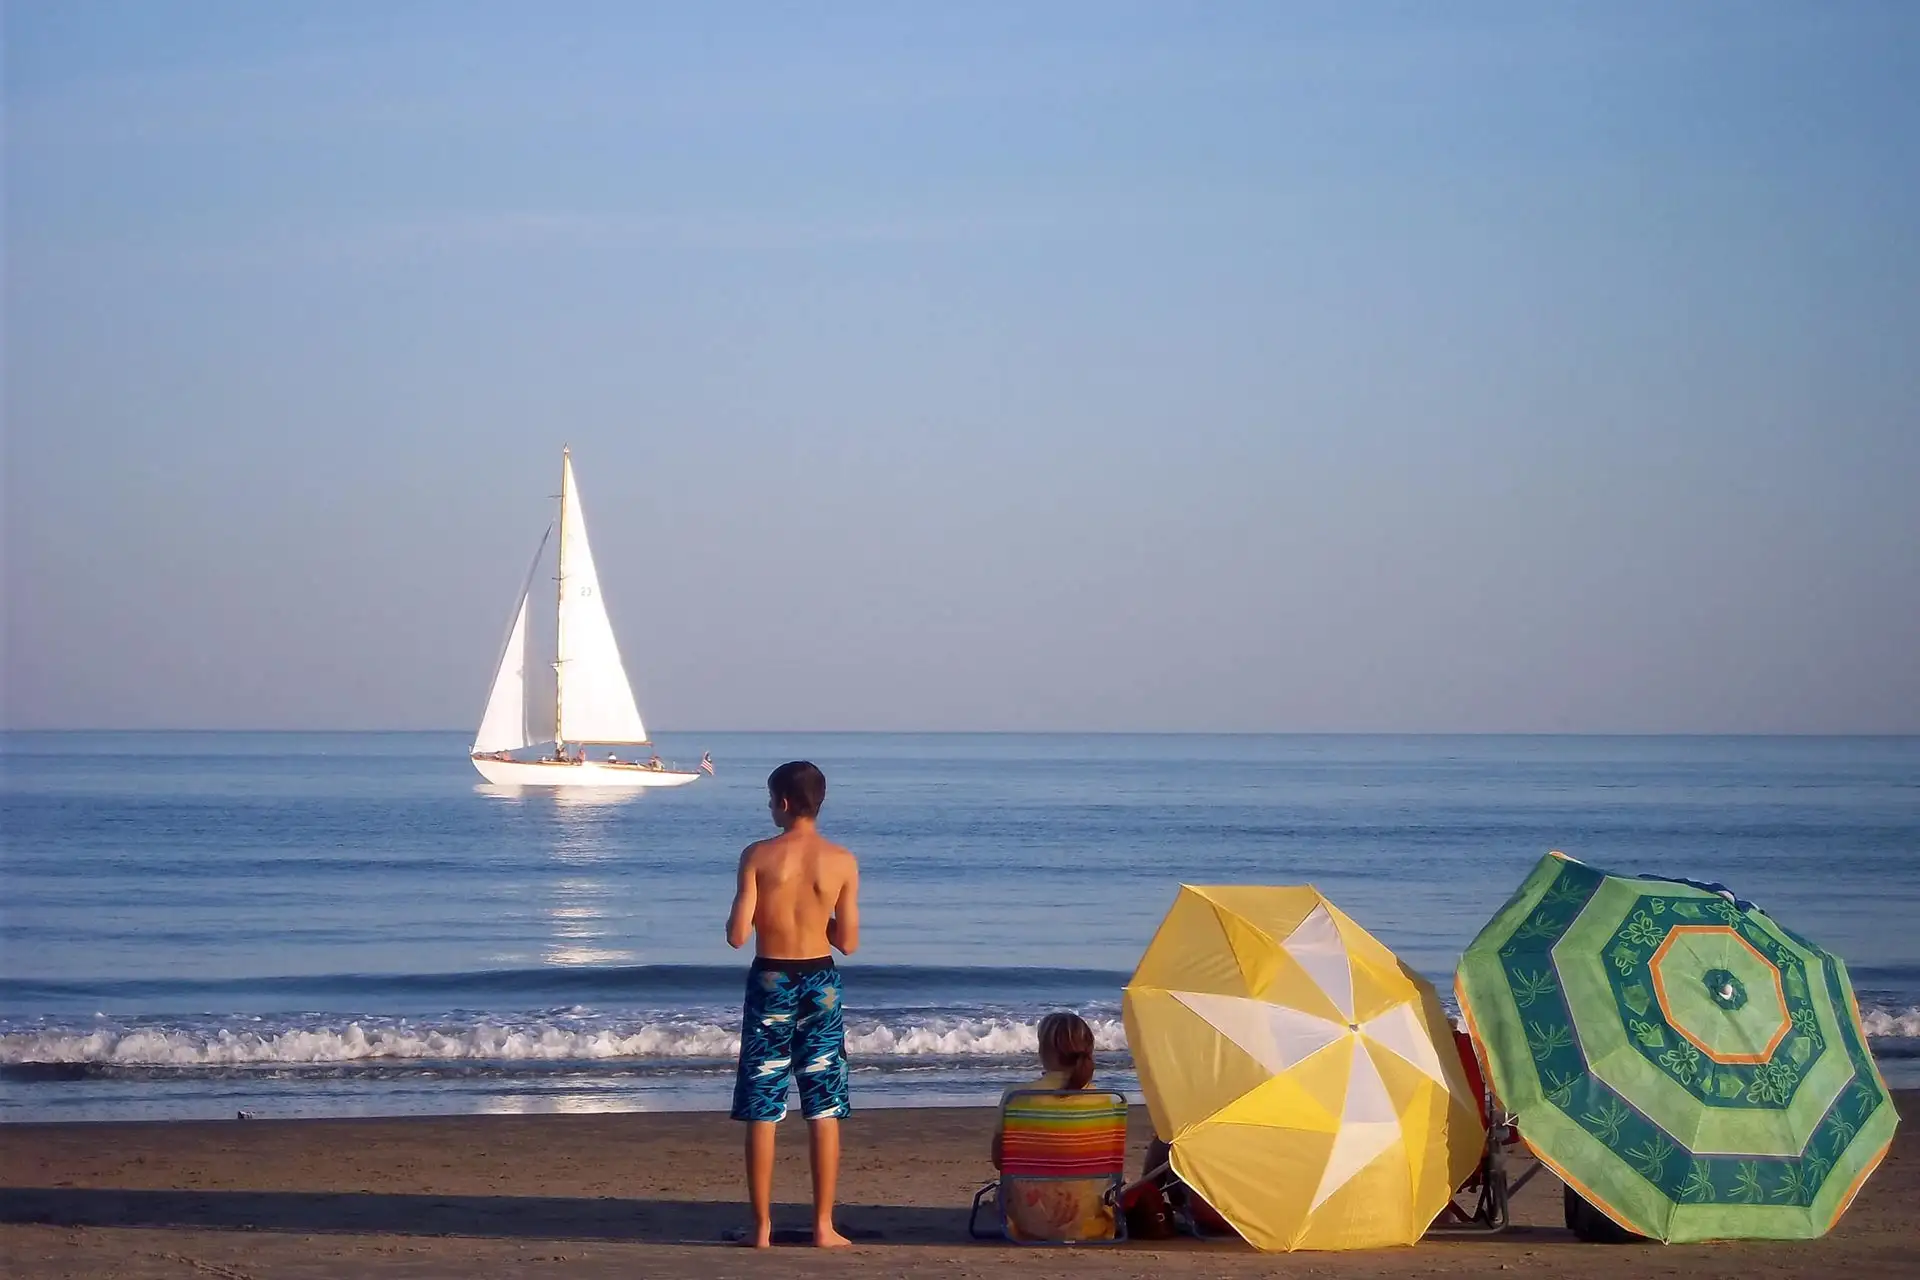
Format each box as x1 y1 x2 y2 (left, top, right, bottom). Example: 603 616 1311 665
968 1089 1130 1245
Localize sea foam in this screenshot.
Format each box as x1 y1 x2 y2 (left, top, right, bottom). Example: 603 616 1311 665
4 1006 1912 1070
1861 1006 1920 1039
0 1014 1131 1068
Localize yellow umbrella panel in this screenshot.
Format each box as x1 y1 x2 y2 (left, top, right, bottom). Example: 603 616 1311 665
1124 885 1485 1251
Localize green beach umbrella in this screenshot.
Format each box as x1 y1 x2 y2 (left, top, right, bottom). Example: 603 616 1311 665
1456 851 1896 1243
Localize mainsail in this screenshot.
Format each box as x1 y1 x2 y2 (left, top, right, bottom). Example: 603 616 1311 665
472 594 531 754
554 451 648 745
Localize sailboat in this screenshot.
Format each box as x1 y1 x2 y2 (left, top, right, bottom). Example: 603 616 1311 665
470 448 703 789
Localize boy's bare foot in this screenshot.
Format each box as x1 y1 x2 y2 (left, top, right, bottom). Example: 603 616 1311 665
813 1222 853 1249
740 1223 772 1248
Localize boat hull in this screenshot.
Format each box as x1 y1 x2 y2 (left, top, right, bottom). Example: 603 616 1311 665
471 757 701 788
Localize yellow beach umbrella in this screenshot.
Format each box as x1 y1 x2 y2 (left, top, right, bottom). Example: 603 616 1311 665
1124 885 1485 1251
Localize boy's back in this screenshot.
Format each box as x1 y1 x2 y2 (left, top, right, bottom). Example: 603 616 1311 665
736 829 858 960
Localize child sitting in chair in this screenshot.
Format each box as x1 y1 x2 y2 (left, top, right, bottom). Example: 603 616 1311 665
996 1012 1097 1132
990 1012 1116 1241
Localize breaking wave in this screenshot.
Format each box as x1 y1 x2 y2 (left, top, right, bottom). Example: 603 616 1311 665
0 1014 1130 1071
4 1004 1911 1074
1862 1006 1920 1039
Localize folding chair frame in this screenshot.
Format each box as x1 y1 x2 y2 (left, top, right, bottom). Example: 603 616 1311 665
1428 1110 1546 1234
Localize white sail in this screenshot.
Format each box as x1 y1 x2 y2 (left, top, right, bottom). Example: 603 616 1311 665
554 451 649 745
472 593 531 754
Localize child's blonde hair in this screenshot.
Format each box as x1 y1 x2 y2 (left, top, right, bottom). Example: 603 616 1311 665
1038 1011 1096 1090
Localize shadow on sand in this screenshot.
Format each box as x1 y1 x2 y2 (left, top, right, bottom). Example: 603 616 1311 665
0 1187 935 1246
0 1187 1585 1252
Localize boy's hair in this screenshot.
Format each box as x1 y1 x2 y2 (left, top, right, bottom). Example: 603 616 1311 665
767 760 827 819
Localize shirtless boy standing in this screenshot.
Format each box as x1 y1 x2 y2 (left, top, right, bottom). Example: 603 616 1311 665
725 760 860 1249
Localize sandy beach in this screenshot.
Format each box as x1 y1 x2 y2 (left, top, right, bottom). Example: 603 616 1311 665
0 1092 1910 1279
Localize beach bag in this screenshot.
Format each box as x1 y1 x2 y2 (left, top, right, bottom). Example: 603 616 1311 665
1142 1137 1237 1239
1121 1180 1176 1240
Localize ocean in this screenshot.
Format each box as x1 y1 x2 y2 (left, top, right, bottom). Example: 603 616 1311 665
2 732 1916 1123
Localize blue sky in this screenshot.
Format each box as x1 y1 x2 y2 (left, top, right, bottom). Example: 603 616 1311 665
5 2 1917 731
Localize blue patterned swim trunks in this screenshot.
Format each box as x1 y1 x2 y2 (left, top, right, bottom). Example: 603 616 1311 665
731 956 849 1122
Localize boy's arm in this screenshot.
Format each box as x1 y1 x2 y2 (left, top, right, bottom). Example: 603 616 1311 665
826 856 860 956
725 846 757 949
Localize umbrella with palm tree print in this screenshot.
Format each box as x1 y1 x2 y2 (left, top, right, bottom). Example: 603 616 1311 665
1456 851 1896 1242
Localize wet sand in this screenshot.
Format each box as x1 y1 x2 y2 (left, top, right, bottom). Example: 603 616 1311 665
2 1093 1912 1278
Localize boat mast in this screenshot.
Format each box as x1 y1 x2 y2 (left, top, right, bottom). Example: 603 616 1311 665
554 445 569 748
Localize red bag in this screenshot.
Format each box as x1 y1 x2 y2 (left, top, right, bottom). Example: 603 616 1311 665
1121 1180 1175 1240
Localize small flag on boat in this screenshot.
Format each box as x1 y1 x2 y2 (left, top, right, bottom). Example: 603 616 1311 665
700 751 715 775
